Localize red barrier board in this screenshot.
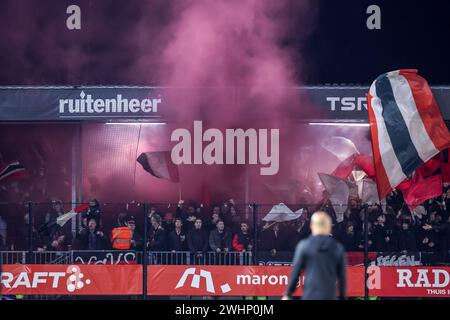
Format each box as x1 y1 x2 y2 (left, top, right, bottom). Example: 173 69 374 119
369 266 450 297
1 264 142 295
2 265 450 297
147 265 365 296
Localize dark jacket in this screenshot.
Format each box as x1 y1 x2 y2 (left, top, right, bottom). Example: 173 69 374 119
336 231 357 252
397 228 417 251
77 228 109 250
232 231 253 252
373 224 397 252
285 235 347 300
82 206 101 225
187 228 209 253
260 228 287 251
148 226 167 251
168 228 187 251
209 229 233 251
289 223 311 250
131 230 143 250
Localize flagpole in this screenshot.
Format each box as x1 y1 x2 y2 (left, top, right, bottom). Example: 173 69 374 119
133 123 143 199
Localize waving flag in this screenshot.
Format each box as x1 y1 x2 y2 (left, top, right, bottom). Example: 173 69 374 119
56 203 89 227
137 151 179 182
367 69 450 199
321 136 359 162
0 161 27 184
262 203 302 222
318 173 350 215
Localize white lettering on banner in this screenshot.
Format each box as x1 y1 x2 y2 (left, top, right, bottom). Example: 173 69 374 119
367 266 381 289
73 252 136 265
58 91 162 115
171 121 279 176
327 97 367 111
175 268 231 294
1 271 66 289
373 254 421 266
236 274 289 286
397 269 450 288
0 266 90 292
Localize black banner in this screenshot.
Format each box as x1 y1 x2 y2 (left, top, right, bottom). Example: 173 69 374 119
1 86 450 122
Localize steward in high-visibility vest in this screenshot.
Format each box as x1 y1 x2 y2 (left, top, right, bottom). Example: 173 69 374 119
111 213 132 250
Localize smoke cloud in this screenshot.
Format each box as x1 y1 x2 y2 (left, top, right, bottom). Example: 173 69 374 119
0 1 376 209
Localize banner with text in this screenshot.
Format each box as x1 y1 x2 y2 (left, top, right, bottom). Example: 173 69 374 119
0 264 142 295
147 265 365 297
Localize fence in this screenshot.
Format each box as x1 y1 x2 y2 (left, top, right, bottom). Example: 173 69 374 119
1 201 450 299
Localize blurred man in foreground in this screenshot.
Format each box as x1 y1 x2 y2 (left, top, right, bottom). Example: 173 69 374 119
283 211 347 300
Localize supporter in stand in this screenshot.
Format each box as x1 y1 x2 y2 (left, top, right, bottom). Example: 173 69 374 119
128 216 143 250
205 207 221 232
356 221 374 252
175 200 197 231
228 205 242 235
289 215 310 250
148 214 167 251
75 218 109 250
82 198 101 227
260 223 288 257
162 212 175 233
336 222 357 252
232 221 253 252
47 230 68 251
111 212 132 250
397 220 417 253
209 219 232 253
372 213 397 252
187 218 209 258
168 218 187 252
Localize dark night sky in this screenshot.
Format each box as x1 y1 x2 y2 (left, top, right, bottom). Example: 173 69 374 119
303 0 450 85
0 0 450 85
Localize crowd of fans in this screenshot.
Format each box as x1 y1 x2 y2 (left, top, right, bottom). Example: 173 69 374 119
1 189 450 261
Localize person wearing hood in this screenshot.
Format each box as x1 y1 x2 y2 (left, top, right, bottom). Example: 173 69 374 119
283 211 347 300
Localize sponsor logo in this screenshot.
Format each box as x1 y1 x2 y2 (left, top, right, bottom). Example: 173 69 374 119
175 267 231 294
0 265 91 293
326 96 367 111
58 91 162 116
397 268 450 288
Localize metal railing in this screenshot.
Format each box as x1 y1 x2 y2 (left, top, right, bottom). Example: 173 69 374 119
147 251 252 265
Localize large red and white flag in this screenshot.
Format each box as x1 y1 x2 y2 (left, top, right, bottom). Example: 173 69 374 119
56 203 89 227
137 151 179 182
367 69 450 199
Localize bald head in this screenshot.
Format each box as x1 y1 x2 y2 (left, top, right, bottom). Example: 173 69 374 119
310 211 332 236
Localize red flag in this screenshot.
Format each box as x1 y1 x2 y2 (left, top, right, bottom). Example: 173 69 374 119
331 155 356 179
418 153 444 178
402 174 443 209
354 155 375 179
441 163 450 183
